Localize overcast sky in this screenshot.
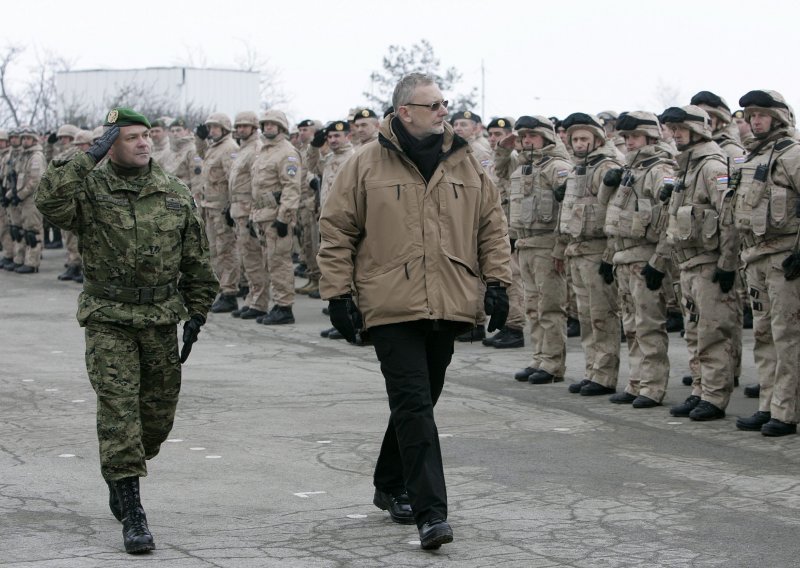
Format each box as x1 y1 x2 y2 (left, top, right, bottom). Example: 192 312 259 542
5 0 800 126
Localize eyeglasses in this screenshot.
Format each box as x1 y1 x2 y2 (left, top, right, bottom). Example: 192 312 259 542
405 100 449 111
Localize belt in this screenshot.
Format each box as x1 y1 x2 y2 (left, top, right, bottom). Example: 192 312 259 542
83 278 177 304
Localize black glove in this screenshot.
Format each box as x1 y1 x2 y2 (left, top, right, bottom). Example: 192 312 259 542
603 168 624 188
309 177 320 192
47 132 58 145
484 283 509 333
195 124 209 140
86 125 119 163
553 183 567 203
222 206 234 227
509 238 516 252
180 314 206 363
246 219 258 239
640 263 665 291
782 253 800 281
659 182 674 203
0 194 9 208
272 219 288 238
328 295 360 343
598 261 614 285
10 194 21 206
711 268 736 293
311 129 327 148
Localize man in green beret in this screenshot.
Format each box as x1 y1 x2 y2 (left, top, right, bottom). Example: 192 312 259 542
35 107 218 554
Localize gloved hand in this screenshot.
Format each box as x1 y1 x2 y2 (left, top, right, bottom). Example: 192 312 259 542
782 253 800 281
195 124 209 140
711 268 736 293
309 177 320 192
554 183 567 203
328 295 360 343
509 238 516 252
484 283 509 333
246 219 258 239
272 219 288 238
659 182 675 203
311 129 327 148
47 132 58 145
86 125 120 163
598 261 614 284
640 263 665 290
180 314 206 363
222 206 234 227
0 194 9 208
603 168 624 188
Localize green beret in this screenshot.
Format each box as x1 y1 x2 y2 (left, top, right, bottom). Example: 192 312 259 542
150 118 168 128
104 107 151 129
170 117 187 128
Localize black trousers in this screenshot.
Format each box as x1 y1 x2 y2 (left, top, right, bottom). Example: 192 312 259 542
370 320 463 527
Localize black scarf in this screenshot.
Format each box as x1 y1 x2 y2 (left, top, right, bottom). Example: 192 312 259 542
391 117 444 183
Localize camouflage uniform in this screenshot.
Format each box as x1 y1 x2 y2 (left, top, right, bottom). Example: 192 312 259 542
53 143 83 272
15 134 46 270
3 141 23 268
0 134 11 264
163 135 202 202
35 151 217 480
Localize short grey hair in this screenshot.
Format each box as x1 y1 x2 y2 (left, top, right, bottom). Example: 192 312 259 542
392 73 438 110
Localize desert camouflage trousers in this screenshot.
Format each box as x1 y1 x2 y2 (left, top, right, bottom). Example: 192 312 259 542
299 204 320 281
205 208 240 295
518 247 566 376
63 229 81 267
506 250 525 330
616 262 670 402
234 216 269 311
85 322 181 481
746 253 800 423
258 222 295 307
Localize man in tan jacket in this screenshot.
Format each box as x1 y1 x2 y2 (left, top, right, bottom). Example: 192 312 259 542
318 73 511 550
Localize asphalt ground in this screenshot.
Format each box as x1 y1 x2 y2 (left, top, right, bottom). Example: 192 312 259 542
1 251 799 567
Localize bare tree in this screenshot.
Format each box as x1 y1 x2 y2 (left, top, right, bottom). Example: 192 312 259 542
0 45 24 128
233 40 287 111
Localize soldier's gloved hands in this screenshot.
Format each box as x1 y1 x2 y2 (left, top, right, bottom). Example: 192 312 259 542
640 263 665 291
328 295 360 343
598 261 615 285
659 182 674 203
554 183 567 203
47 132 58 145
603 168 624 188
484 283 509 333
782 253 800 281
86 125 120 163
246 219 258 239
272 219 289 238
10 194 21 206
180 314 206 363
195 124 209 140
311 129 327 148
222 206 234 227
711 268 736 293
0 194 9 208
309 177 320 192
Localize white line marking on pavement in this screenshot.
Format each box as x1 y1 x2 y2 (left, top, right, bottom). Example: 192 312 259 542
58 454 75 458
293 491 327 498
225 344 236 347
409 540 421 546
50 351 63 354
438 434 453 438
190 447 206 451
22 379 34 382
553 428 570 432
166 439 183 442
317 440 331 444
205 455 222 459
667 422 683 425
45 388 58 392
71 399 85 403
347 514 368 519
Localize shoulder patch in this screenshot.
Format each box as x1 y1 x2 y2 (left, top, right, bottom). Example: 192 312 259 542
286 164 298 177
715 174 729 188
165 196 183 211
775 139 796 152
557 169 569 177
733 156 746 164
663 176 675 184
287 156 298 162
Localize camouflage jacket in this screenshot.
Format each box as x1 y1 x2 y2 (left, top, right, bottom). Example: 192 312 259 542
35 153 217 328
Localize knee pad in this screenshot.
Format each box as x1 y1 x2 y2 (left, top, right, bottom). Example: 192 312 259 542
9 225 22 242
24 230 39 247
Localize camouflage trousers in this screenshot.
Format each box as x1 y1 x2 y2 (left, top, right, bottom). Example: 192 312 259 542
19 198 42 268
205 208 240 295
258 221 294 307
299 204 320 280
63 229 81 268
569 253 620 386
0 206 12 260
616 262 670 402
506 250 526 330
565 261 578 320
518 247 566 376
85 322 181 480
746 253 800 424
234 216 269 311
680 262 739 409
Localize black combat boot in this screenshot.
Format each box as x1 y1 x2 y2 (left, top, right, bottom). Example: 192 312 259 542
455 325 485 342
112 477 155 554
210 294 238 313
260 305 295 325
670 395 701 417
665 311 684 333
492 327 524 349
566 317 581 338
689 400 726 421
106 479 122 522
482 327 507 347
736 411 771 431
514 367 538 382
580 381 615 396
58 265 80 281
569 378 591 393
14 264 38 274
761 418 797 437
231 305 249 318
744 384 760 398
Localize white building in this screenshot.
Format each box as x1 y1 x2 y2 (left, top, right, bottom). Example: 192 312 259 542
56 67 260 124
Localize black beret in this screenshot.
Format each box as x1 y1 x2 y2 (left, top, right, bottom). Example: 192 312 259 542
326 120 350 133
451 110 481 123
297 119 315 128
487 117 512 130
354 108 378 120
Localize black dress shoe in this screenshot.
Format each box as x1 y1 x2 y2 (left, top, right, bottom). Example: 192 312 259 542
632 395 661 408
736 411 771 431
610 392 637 404
419 519 453 550
514 367 538 382
681 375 693 386
580 381 615 396
744 384 760 398
528 370 563 384
689 400 726 421
670 395 701 417
761 418 797 437
373 489 414 525
568 378 590 393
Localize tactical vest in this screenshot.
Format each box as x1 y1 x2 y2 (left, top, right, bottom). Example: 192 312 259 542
734 138 800 247
665 155 725 261
508 156 558 235
604 157 667 245
559 155 612 239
